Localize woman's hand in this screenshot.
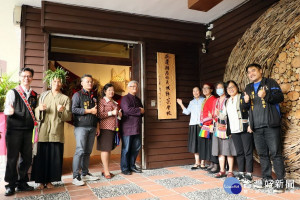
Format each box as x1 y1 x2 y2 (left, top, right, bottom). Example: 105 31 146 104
96 124 100 136
111 108 117 115
247 126 253 133
118 109 122 118
176 98 183 105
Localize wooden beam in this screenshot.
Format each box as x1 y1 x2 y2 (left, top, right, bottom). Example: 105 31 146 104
188 0 223 12
49 52 132 66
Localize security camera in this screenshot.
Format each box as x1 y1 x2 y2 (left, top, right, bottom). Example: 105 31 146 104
127 43 134 49
206 30 212 39
207 23 213 30
201 43 207 54
205 30 215 41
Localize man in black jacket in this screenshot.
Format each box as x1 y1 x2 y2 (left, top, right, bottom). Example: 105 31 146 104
72 74 99 186
4 68 37 196
243 63 285 193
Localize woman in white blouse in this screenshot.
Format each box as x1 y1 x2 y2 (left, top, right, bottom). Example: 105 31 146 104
225 80 254 184
177 87 205 170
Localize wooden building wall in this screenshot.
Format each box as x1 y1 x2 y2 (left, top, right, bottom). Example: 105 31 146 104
20 6 47 94
21 2 204 169
41 1 205 43
144 40 199 168
199 0 279 85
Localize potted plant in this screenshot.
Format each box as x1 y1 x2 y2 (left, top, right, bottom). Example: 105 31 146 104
0 73 18 112
0 73 18 156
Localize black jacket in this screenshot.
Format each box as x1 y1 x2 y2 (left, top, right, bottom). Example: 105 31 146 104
243 77 283 130
7 89 37 130
72 89 98 127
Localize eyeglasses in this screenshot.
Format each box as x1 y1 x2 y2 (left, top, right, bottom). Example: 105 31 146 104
202 87 211 90
227 86 236 90
20 75 33 79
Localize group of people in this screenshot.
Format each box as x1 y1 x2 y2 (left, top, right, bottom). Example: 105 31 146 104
177 63 286 193
3 63 286 196
4 67 144 196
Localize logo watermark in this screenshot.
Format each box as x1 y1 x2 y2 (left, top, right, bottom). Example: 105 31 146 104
223 177 242 194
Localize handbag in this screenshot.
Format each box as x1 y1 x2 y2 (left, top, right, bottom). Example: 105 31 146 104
214 119 228 139
199 125 211 139
113 131 120 150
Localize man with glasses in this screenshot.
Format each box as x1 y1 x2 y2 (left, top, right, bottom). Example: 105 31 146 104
4 68 37 196
120 81 144 175
243 63 285 193
72 74 99 186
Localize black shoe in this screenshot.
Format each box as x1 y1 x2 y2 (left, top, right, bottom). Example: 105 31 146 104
131 167 142 173
209 165 220 174
236 172 244 181
273 179 285 193
5 187 15 196
17 183 34 191
199 165 207 170
121 170 132 175
191 165 200 170
206 163 214 171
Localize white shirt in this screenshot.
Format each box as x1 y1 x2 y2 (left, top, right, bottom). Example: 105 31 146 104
226 95 241 133
183 97 204 125
4 85 32 115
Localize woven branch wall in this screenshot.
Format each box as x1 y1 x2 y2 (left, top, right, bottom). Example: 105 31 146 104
224 0 300 183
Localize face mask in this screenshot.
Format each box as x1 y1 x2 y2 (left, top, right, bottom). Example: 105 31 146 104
216 88 224 96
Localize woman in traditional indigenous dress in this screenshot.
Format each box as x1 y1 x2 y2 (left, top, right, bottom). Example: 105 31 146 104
198 83 219 172
212 82 236 178
177 87 205 170
225 80 253 183
97 83 122 179
31 68 72 189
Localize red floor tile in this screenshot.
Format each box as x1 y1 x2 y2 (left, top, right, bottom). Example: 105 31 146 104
140 184 167 191
172 186 197 193
126 192 154 200
159 194 189 200
68 188 94 197
149 189 178 197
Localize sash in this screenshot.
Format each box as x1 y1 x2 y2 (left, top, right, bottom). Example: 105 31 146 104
214 97 228 139
15 85 38 143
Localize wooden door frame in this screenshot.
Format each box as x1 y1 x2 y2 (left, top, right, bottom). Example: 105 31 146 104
47 33 146 168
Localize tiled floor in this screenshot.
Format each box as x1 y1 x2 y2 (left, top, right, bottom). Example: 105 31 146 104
0 155 299 200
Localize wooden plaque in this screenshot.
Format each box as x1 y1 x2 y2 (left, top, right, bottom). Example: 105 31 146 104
156 52 177 119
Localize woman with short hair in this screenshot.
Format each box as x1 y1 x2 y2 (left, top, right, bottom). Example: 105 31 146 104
224 80 253 183
97 83 122 179
177 86 205 170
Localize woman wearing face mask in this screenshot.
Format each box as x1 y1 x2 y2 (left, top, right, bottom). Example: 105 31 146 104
198 83 219 172
212 82 236 178
177 87 205 170
224 80 253 183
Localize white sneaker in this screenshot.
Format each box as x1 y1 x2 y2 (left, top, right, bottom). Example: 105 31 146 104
72 176 85 186
82 173 99 181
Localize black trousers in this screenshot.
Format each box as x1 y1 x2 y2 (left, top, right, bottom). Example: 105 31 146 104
231 132 254 173
5 129 32 188
253 127 285 180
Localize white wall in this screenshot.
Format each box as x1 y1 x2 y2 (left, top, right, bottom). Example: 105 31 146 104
0 0 24 81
